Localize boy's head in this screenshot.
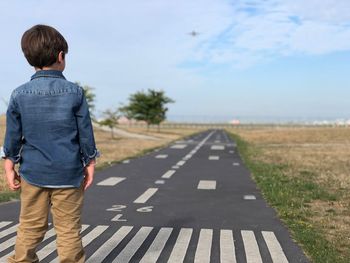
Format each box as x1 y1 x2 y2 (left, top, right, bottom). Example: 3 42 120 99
21 25 68 69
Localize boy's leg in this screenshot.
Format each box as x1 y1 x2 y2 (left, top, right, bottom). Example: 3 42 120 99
50 184 85 263
8 179 50 263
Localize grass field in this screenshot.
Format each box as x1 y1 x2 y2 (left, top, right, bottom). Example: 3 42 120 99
227 126 350 263
0 115 202 202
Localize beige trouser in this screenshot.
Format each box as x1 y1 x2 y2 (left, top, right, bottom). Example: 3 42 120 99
8 179 85 263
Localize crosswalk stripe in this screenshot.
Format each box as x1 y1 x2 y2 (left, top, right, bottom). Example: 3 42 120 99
139 227 173 263
220 230 237 263
0 223 18 239
97 177 126 186
194 229 213 263
36 225 89 260
241 230 263 263
167 228 193 263
134 188 158 204
50 225 109 263
0 221 12 229
86 226 133 263
112 226 153 263
262 231 289 263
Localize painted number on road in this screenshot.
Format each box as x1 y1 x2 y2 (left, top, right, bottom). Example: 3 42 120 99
106 205 127 212
137 206 154 213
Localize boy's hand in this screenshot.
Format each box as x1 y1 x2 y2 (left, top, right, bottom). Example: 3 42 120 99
83 160 95 191
4 159 21 191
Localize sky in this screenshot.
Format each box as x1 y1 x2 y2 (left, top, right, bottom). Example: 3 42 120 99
0 0 350 123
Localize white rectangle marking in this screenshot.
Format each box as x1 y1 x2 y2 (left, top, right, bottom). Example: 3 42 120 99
211 145 225 150
209 156 220 160
177 160 186 166
244 195 256 200
171 144 187 149
168 228 193 263
172 166 180 169
140 227 173 263
113 227 153 263
194 229 213 263
233 162 240 166
86 226 133 263
155 180 165 184
241 230 263 263
0 221 12 229
97 177 126 186
262 231 289 263
162 170 176 179
0 223 18 239
156 154 168 159
220 229 237 263
134 188 158 204
197 180 217 190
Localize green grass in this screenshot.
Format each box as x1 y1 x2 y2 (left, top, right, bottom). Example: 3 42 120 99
0 191 20 203
228 132 348 263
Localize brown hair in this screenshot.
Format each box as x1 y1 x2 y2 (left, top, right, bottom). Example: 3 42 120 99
21 25 68 68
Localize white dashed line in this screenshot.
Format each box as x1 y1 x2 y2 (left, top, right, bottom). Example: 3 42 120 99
197 180 217 190
233 162 240 166
155 154 168 159
209 156 220 160
171 144 187 149
244 195 256 200
211 145 225 150
172 165 180 169
161 170 176 179
155 180 165 184
177 160 186 166
97 177 126 186
134 188 158 204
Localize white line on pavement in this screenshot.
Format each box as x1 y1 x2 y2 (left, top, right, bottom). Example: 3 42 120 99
155 180 165 184
171 144 187 149
209 156 220 160
194 229 213 263
176 160 186 166
134 188 158 204
220 230 237 263
244 195 256 200
168 228 193 263
262 231 289 263
241 230 263 263
211 145 225 150
197 180 217 190
161 170 176 179
97 177 126 186
0 221 12 229
86 226 133 263
156 154 168 159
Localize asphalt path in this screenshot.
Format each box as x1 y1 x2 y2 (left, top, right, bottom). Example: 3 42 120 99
0 129 309 262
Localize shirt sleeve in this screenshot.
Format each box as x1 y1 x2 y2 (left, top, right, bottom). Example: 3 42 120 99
75 89 99 167
3 92 23 164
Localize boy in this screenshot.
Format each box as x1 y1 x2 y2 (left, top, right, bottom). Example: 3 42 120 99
3 24 98 263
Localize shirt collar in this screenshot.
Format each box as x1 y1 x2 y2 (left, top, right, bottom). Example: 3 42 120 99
31 70 66 81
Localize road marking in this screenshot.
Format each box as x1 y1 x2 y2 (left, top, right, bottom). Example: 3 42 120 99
172 165 180 169
0 223 18 239
233 162 240 166
194 229 213 263
168 228 193 263
140 227 173 263
190 150 197 154
209 156 220 160
262 231 289 263
111 214 127 222
220 230 237 263
113 227 153 263
162 170 176 179
0 221 11 229
197 180 217 190
155 180 165 184
211 145 225 150
122 159 130 164
97 177 126 186
241 230 263 263
244 195 256 200
229 151 235 154
86 226 133 263
171 144 187 149
134 188 158 204
156 154 168 159
177 160 186 166
183 154 192 160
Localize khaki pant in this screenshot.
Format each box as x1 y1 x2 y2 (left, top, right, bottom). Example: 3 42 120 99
8 179 85 263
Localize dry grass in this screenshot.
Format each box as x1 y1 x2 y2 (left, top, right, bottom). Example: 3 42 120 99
0 115 202 192
229 126 350 255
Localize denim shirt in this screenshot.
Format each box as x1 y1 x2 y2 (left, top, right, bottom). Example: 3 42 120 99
3 70 99 188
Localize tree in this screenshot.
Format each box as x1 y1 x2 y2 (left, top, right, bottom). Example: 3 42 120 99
99 108 120 138
120 89 174 131
75 82 96 120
